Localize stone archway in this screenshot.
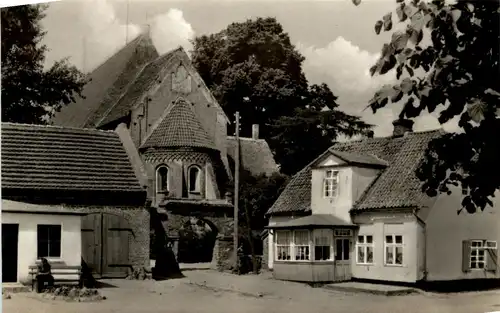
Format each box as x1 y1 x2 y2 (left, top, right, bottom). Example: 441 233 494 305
177 217 218 263
164 212 234 270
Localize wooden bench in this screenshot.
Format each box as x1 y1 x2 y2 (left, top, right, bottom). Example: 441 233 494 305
29 263 82 291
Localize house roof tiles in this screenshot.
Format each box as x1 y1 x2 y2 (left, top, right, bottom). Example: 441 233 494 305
226 137 279 177
140 97 216 150
267 130 444 215
51 33 159 128
1 123 144 193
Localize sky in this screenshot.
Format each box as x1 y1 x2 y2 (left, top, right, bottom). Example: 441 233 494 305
40 0 460 137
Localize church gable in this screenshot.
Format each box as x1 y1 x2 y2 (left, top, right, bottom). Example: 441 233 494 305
125 47 229 156
171 63 192 94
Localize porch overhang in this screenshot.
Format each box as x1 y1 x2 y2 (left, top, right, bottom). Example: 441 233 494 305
266 214 358 230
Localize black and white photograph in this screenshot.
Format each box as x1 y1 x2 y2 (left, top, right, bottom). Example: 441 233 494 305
1 0 499 312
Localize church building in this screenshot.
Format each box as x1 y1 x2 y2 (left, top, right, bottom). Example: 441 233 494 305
51 32 278 270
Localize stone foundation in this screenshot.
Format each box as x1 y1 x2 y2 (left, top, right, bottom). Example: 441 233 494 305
211 236 234 271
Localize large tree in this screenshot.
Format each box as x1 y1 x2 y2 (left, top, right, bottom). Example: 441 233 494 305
353 0 500 213
1 4 86 124
191 17 371 175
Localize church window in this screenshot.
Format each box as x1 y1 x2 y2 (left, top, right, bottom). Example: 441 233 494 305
156 165 169 193
188 165 201 193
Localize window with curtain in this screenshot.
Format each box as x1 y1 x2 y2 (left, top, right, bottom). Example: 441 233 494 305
294 230 310 261
275 231 291 261
314 229 333 261
356 235 374 264
385 235 404 266
323 170 339 198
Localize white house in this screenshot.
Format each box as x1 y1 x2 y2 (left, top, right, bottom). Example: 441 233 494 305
265 119 500 285
2 200 86 283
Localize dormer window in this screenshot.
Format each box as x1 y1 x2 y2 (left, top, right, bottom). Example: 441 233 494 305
156 165 169 193
188 165 201 194
323 170 339 198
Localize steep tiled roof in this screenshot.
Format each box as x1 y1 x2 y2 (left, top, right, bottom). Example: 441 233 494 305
267 130 444 215
140 97 216 150
1 123 144 193
51 33 159 128
226 137 279 176
96 48 180 127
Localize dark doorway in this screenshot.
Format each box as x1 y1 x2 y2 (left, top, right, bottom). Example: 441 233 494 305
2 223 19 282
177 217 218 263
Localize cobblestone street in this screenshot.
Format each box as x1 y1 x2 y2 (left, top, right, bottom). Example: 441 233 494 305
4 270 500 313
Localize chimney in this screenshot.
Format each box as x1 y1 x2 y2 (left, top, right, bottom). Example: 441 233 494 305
252 124 259 140
392 119 414 137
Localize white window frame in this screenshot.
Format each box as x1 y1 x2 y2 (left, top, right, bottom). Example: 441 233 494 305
37 224 62 259
313 229 334 261
293 230 311 261
356 235 374 265
156 165 169 193
384 234 404 266
486 240 497 249
470 240 487 270
275 230 292 261
323 170 339 198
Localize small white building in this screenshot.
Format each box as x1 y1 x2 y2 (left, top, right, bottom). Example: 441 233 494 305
2 200 86 283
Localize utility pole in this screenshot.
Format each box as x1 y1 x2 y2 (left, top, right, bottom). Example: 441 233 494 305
145 12 151 38
125 0 130 45
82 36 87 74
234 111 240 272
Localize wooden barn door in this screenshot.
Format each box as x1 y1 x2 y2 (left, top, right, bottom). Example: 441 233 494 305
82 213 103 278
81 213 131 278
101 213 131 278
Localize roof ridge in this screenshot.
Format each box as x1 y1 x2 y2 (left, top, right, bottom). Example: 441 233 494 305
333 128 444 146
86 33 144 76
2 122 116 134
93 56 153 128
95 49 180 128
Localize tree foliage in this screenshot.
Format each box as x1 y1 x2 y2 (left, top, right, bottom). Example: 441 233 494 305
237 170 289 272
191 17 371 175
239 170 289 231
355 0 500 213
1 4 86 124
